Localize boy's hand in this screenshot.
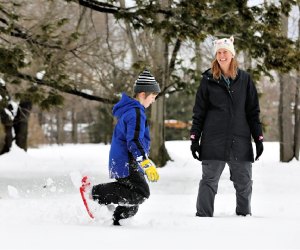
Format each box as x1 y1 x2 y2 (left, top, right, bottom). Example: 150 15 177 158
140 159 159 182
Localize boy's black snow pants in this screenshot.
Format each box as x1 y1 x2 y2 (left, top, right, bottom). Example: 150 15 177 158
91 166 150 223
196 158 252 217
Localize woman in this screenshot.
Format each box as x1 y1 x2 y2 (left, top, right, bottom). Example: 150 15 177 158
190 36 263 217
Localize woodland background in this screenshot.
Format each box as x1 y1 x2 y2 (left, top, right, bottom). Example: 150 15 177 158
0 0 299 166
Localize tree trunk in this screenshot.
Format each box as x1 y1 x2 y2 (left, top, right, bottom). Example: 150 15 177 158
295 3 300 160
71 107 78 143
13 100 32 151
294 72 300 160
0 123 5 153
150 86 170 167
195 41 202 76
0 84 13 154
150 85 170 166
0 112 13 154
149 0 171 167
56 108 65 144
278 8 294 162
279 73 294 161
243 51 252 72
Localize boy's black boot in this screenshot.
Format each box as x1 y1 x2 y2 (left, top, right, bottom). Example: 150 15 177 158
113 219 121 226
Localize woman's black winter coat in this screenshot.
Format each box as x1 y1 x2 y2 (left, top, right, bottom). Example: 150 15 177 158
190 69 263 162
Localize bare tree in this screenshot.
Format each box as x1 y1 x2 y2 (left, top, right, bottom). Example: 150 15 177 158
294 2 300 159
278 5 296 162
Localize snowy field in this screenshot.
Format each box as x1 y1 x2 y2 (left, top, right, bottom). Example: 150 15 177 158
0 141 299 250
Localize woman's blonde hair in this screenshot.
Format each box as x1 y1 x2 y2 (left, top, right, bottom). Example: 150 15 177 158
211 57 238 80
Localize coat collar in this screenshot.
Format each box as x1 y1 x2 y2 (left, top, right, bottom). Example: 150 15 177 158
202 68 241 85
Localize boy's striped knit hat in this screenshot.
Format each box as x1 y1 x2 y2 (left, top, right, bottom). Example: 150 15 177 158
134 69 161 94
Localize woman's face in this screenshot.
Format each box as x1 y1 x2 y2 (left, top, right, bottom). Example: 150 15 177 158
216 49 233 69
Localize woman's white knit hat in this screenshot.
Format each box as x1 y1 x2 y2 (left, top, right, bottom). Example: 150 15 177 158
213 36 235 57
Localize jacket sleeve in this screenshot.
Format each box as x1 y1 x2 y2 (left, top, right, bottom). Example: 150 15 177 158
190 78 209 140
124 108 148 161
245 75 263 142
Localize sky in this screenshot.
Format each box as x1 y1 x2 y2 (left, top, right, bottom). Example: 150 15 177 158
0 141 300 249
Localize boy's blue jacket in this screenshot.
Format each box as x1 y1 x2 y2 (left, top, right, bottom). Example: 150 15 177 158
109 93 150 179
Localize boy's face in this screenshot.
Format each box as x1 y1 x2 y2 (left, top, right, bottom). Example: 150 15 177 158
139 93 158 108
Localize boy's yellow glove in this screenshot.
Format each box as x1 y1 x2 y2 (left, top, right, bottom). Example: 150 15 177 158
140 159 159 182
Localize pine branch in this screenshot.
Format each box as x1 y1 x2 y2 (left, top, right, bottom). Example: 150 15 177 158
169 38 181 76
68 0 121 14
15 72 118 104
0 11 65 50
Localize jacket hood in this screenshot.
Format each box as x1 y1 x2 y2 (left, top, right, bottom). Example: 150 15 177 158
112 92 144 118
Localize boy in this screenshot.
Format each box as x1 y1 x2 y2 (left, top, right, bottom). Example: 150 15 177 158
80 69 161 225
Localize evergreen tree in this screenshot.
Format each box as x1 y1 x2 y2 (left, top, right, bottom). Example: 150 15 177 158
0 1 299 163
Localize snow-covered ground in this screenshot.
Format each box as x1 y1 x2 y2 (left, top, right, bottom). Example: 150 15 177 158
0 141 299 250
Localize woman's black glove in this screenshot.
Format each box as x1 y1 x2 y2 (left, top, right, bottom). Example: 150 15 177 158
190 134 201 161
191 142 201 161
255 136 264 161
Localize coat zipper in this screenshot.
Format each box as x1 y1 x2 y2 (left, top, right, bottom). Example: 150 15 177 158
226 85 233 102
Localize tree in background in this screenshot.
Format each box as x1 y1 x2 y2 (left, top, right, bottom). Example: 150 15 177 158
0 81 14 154
277 1 300 162
294 1 300 160
0 1 121 152
88 104 114 144
0 0 299 164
